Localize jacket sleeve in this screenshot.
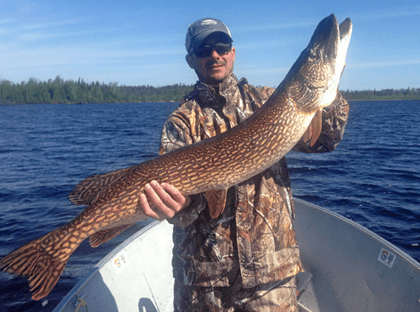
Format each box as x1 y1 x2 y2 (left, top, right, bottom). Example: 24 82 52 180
250 85 349 153
159 105 207 228
293 92 350 153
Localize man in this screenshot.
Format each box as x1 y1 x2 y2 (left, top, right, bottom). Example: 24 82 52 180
139 18 349 311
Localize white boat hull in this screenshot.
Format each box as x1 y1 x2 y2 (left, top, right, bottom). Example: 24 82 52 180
294 199 420 311
53 199 420 312
53 220 174 312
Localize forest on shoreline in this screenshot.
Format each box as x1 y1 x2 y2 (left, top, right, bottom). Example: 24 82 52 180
0 76 193 105
1 76 420 105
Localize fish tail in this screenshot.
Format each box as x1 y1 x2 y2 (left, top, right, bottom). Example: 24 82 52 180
0 228 78 300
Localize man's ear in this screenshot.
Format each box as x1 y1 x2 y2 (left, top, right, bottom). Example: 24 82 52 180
186 54 194 69
231 47 236 63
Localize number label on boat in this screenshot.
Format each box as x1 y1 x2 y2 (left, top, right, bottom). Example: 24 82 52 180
112 251 129 272
378 248 396 268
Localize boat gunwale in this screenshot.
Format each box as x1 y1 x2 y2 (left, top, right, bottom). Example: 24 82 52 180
52 220 163 311
294 197 420 269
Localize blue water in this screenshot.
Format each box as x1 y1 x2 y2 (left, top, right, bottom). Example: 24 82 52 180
0 101 419 311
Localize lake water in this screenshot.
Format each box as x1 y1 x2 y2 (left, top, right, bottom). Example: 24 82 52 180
0 101 419 311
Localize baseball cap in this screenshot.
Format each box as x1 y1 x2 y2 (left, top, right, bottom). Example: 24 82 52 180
186 18 233 55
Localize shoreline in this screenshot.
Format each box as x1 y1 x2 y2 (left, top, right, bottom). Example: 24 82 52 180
0 101 182 106
0 99 420 106
2 99 420 106
346 98 420 102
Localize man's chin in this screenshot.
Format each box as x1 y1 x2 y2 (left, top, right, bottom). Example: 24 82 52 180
208 72 230 84
199 70 232 85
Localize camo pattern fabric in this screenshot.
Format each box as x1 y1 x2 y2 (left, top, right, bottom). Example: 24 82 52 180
159 74 349 311
174 275 298 311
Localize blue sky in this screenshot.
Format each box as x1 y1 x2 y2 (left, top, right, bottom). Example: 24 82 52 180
1 0 419 91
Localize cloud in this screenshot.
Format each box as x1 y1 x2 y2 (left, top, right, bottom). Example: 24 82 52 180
18 31 75 42
19 21 78 31
0 20 81 39
1 42 185 69
0 19 16 25
232 21 315 33
236 65 289 75
16 28 114 42
351 59 420 69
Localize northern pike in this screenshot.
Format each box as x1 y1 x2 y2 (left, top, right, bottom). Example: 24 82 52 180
0 14 352 300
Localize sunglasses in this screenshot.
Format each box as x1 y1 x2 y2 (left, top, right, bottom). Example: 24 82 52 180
193 43 232 58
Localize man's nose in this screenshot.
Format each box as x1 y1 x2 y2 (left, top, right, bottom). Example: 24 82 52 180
210 49 221 58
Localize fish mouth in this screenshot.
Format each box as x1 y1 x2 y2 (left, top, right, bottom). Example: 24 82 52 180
312 14 352 110
308 14 352 64
339 18 352 40
278 14 352 113
336 17 352 75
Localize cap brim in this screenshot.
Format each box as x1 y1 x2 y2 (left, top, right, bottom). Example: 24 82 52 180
190 31 233 53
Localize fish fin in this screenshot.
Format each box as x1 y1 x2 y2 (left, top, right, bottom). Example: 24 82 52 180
89 224 133 248
205 189 228 219
0 229 77 300
311 109 323 146
68 167 130 205
302 109 323 147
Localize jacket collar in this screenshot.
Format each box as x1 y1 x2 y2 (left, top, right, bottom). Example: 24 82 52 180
185 74 242 109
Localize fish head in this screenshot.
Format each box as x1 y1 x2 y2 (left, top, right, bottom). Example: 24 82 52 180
282 14 352 114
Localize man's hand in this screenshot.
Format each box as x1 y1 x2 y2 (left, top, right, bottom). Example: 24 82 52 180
139 180 191 220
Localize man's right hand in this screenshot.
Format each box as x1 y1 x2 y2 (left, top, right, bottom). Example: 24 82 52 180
139 180 191 220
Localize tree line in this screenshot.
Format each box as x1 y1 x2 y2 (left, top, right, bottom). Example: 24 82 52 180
0 76 194 104
1 76 420 104
341 88 420 101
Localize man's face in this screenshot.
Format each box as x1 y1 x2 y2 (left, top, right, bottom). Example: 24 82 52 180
186 33 236 85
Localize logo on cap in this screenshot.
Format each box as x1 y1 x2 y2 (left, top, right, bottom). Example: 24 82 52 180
201 19 218 26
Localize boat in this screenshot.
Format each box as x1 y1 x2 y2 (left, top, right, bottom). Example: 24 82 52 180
53 198 420 312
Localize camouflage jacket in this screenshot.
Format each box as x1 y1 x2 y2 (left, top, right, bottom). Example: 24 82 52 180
159 74 349 288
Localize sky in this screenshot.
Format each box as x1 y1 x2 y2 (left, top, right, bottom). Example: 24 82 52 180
1 0 419 91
